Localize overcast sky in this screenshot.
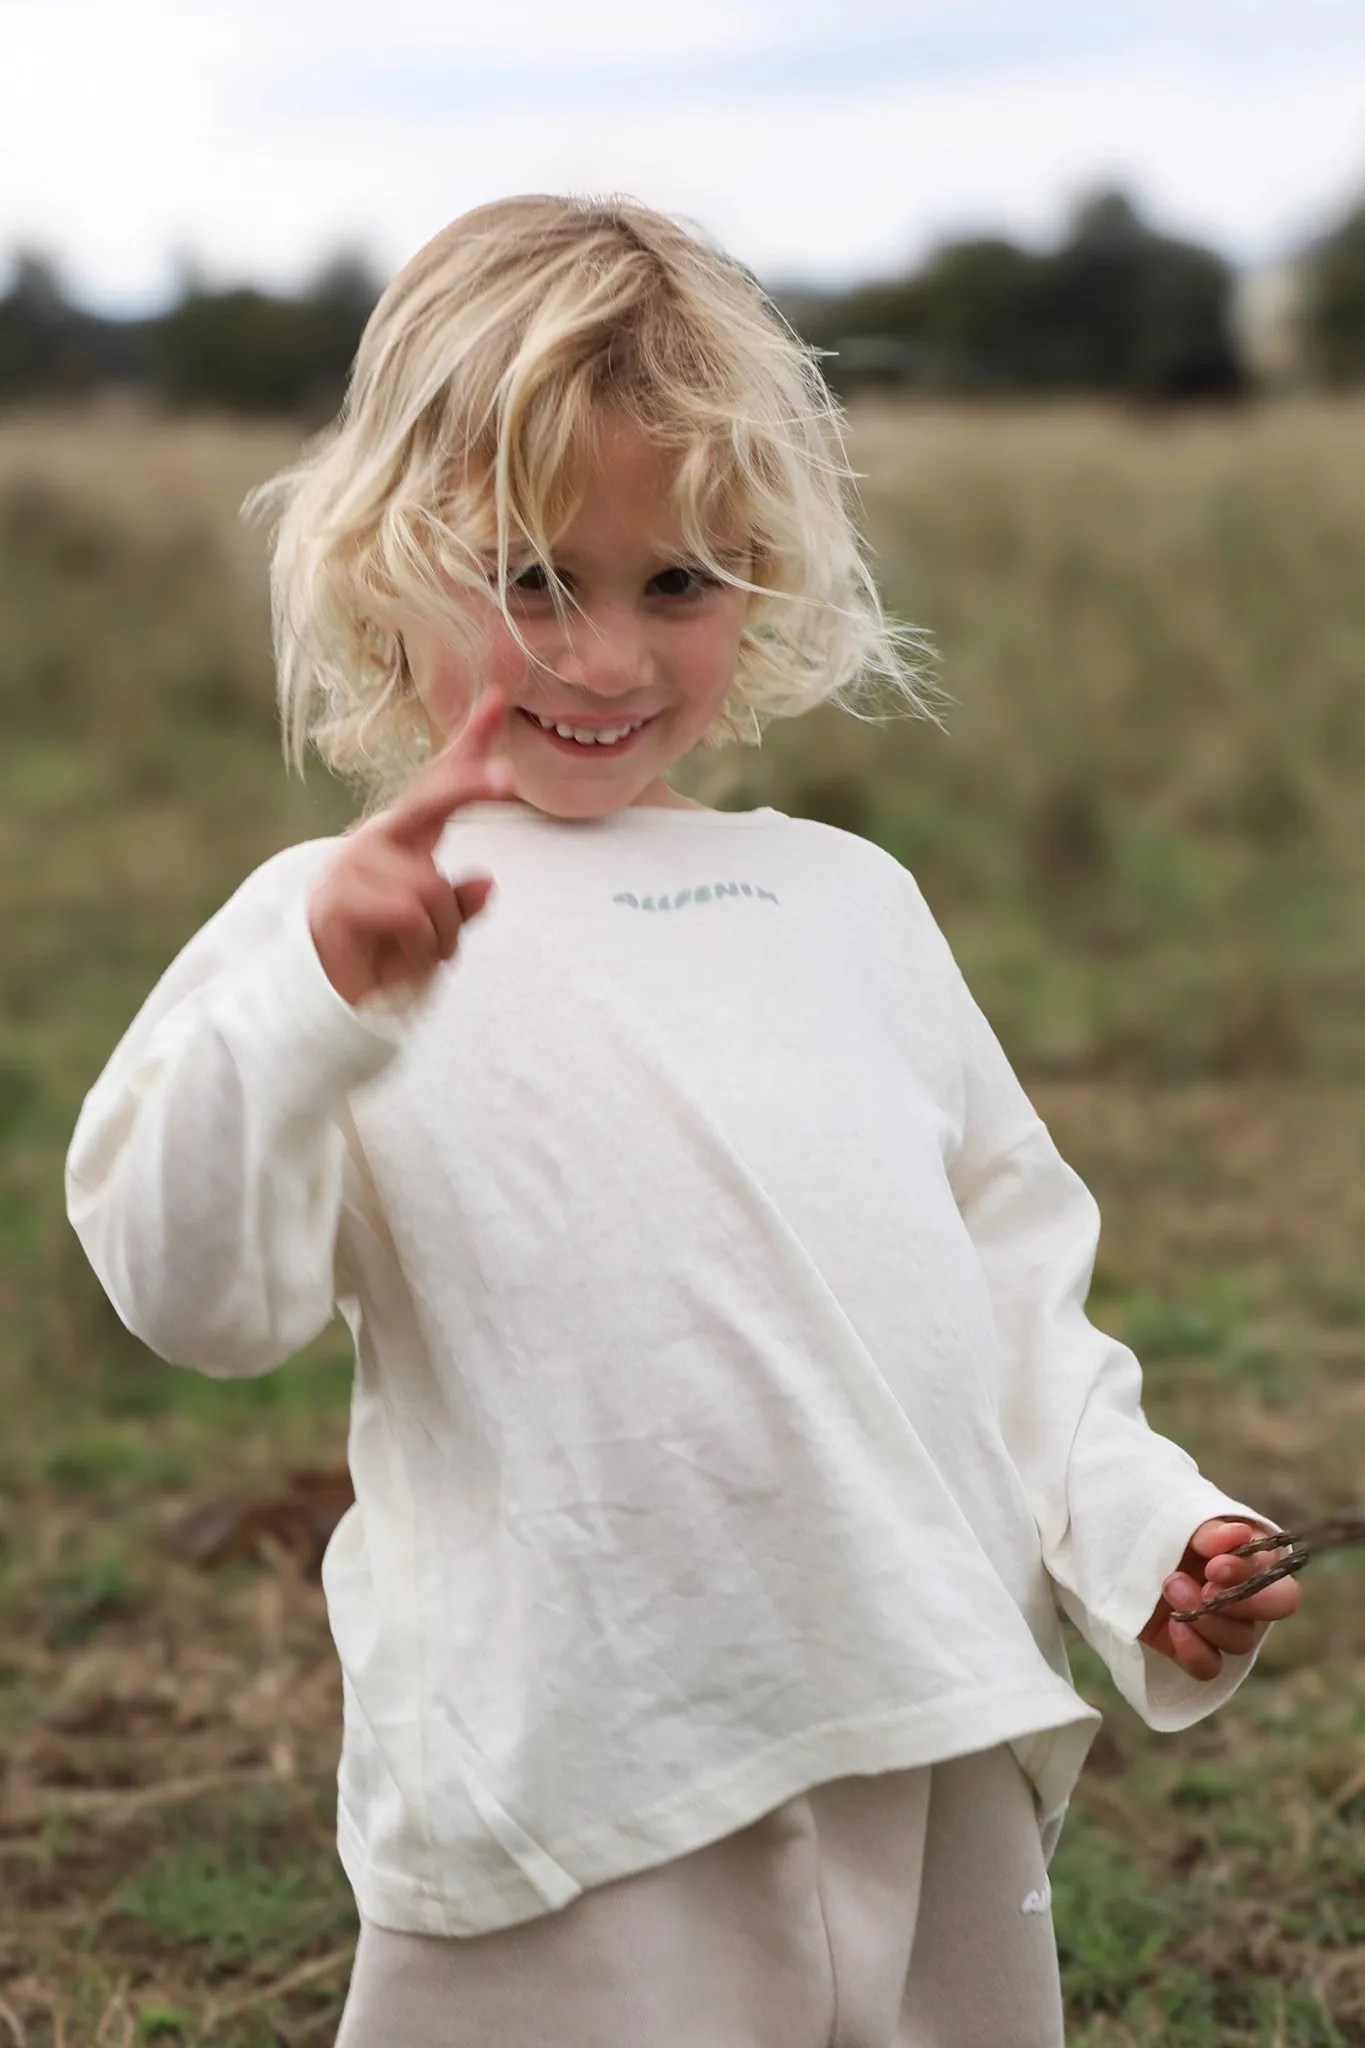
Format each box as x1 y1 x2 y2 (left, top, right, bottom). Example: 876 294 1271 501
3 0 1363 312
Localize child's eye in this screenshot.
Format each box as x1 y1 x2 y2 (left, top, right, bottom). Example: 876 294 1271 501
650 565 718 598
507 563 556 595
502 562 719 600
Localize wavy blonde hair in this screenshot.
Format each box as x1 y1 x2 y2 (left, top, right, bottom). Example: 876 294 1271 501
244 192 932 809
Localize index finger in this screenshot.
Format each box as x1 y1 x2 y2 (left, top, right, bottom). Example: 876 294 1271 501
382 690 516 848
1189 1520 1265 1561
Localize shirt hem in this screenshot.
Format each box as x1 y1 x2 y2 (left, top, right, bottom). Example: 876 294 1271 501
336 1678 1100 1937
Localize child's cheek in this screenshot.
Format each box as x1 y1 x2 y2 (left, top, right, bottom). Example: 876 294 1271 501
485 615 535 698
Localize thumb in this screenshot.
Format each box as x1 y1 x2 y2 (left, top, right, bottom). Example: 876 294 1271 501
452 875 495 923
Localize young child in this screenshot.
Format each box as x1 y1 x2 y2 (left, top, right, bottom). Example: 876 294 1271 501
66 195 1300 2048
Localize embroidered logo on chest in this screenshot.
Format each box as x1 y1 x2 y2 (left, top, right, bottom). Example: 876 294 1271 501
613 882 780 913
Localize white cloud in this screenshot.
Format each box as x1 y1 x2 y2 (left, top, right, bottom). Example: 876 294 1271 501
1 0 1362 309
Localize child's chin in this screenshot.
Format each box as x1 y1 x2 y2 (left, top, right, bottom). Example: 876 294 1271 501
522 775 643 821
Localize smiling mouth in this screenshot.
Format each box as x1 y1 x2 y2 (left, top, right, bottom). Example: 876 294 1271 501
517 708 654 751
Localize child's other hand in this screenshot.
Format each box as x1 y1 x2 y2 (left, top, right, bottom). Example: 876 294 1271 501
1139 1518 1303 1681
309 688 516 1007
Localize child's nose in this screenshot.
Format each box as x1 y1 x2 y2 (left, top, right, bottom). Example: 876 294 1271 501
559 605 655 695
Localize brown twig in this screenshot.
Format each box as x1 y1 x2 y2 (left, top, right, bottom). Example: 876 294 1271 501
0 1765 276 1835
1168 1511 1365 1620
202 1944 355 2025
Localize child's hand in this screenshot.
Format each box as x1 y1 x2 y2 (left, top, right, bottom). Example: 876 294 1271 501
309 688 516 1007
1139 1518 1302 1680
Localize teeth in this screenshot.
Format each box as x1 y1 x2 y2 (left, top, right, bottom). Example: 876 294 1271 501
531 714 643 746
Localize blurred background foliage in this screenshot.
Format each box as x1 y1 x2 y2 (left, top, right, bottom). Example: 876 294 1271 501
3 180 1365 418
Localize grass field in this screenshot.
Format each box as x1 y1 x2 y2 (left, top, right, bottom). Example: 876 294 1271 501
1 395 1364 2044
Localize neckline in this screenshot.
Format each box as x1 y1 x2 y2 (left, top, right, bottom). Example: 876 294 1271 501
453 802 787 829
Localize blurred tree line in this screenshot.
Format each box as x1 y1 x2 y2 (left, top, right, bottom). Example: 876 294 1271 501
0 251 379 417
2 185 1363 415
784 187 1365 402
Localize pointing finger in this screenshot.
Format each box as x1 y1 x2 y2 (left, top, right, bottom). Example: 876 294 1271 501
446 685 513 768
382 691 516 849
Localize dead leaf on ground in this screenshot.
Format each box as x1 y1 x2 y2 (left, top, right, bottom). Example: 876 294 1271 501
165 1466 354 1579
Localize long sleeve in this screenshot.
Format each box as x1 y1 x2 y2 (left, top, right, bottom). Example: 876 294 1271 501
946 967 1273 1729
65 843 410 1379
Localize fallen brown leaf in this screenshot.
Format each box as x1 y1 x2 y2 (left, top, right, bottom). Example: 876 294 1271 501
165 1466 354 1579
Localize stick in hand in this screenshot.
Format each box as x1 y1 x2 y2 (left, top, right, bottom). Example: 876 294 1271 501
1168 1512 1365 1618
308 688 516 1007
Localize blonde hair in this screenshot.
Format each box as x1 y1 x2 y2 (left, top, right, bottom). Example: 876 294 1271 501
244 193 932 808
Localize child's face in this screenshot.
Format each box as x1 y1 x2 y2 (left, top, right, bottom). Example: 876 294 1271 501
403 415 752 816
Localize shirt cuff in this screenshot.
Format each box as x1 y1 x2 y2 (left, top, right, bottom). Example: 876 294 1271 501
1093 1486 1278 1729
213 886 425 1117
1121 1637 1262 1729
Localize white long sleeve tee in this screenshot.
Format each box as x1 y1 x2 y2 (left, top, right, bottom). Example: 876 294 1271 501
67 801 1270 1935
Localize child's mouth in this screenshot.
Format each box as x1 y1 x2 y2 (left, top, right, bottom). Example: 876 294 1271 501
517 708 653 755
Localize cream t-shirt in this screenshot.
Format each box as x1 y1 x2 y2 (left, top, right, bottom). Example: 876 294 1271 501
66 802 1269 1935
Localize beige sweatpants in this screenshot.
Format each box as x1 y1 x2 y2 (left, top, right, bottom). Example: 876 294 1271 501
333 1743 1065 2047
